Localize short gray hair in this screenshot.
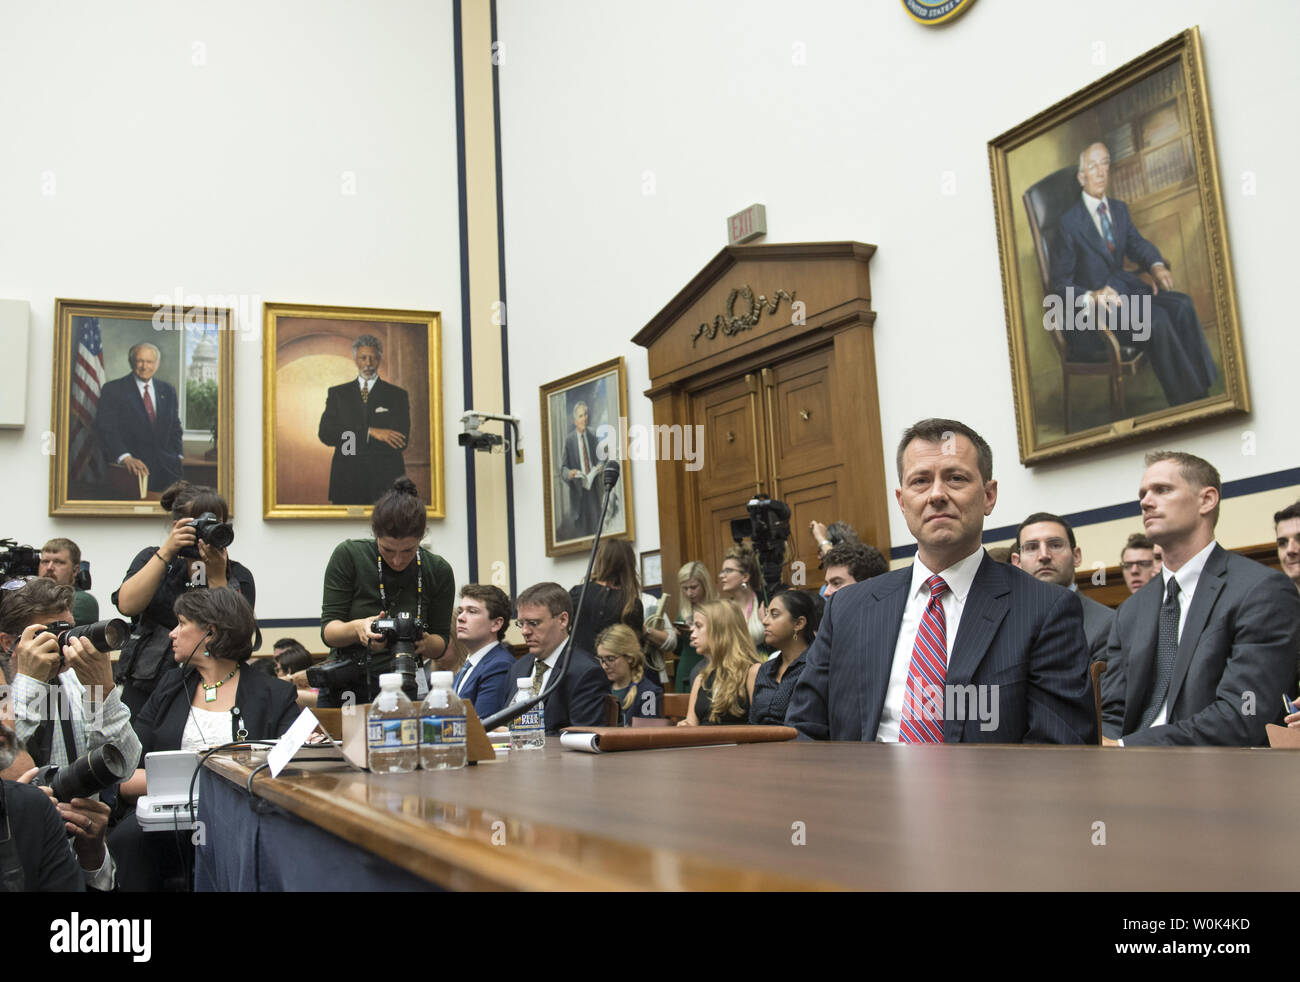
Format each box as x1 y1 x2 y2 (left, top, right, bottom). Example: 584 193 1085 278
352 335 383 357
1078 142 1109 171
128 341 161 367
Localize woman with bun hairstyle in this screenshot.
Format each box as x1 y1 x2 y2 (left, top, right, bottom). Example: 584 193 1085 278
303 477 455 707
718 545 768 653
113 481 255 716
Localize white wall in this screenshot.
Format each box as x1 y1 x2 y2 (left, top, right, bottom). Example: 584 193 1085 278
496 0 1299 583
0 0 467 623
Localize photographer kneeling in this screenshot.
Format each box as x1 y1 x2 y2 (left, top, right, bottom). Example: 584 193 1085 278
113 482 255 717
110 587 297 891
302 477 455 707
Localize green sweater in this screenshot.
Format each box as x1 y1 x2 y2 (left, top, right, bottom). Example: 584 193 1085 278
320 539 455 656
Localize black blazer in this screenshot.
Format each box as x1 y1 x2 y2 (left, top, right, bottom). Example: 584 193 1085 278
0 779 84 891
1101 544 1300 746
507 645 608 734
317 377 410 505
94 374 184 492
133 664 300 754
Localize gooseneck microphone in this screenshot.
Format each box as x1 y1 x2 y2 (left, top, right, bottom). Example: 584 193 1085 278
481 459 620 732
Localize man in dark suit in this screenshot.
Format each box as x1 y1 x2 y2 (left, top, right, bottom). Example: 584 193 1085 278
449 584 517 720
317 334 410 505
1049 142 1217 408
507 581 607 734
1011 512 1114 663
560 401 603 537
1101 452 1300 746
786 418 1095 743
94 342 184 492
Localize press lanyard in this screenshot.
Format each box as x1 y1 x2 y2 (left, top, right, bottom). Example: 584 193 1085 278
377 548 422 626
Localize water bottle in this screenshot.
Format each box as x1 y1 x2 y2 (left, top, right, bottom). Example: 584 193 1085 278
367 672 418 773
419 670 467 770
508 678 546 751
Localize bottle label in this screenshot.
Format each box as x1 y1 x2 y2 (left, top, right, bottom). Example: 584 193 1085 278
368 717 418 749
421 715 467 746
510 706 543 731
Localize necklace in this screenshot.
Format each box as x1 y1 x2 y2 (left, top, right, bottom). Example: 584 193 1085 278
202 665 239 703
377 547 423 625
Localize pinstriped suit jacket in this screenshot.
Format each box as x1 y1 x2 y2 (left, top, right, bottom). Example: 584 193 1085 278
786 553 1096 743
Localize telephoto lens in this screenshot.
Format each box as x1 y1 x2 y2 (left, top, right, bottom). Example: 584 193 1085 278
180 512 235 558
55 619 130 652
34 744 130 803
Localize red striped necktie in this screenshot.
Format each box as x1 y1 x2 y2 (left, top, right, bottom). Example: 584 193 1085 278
900 574 949 744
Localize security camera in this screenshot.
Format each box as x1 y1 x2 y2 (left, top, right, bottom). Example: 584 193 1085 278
459 410 523 462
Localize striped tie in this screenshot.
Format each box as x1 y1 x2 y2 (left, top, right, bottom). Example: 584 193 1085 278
900 574 949 744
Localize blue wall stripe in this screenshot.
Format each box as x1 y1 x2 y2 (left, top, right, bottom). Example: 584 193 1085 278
453 0 479 584
888 465 1300 560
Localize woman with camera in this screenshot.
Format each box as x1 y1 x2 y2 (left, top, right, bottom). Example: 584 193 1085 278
303 478 455 707
113 482 255 717
110 587 297 891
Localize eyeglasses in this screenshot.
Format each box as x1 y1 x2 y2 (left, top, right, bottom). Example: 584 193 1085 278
595 655 622 667
1 576 37 591
514 617 545 630
1121 560 1155 571
719 567 743 577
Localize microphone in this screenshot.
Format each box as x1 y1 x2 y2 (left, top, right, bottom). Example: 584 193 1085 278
480 456 621 732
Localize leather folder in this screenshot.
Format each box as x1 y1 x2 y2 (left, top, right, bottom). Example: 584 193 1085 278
559 724 797 753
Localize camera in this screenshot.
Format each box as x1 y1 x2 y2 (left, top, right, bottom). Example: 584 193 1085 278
459 410 523 461
33 744 131 803
179 512 234 559
730 495 792 601
43 619 131 653
0 539 40 581
306 612 425 702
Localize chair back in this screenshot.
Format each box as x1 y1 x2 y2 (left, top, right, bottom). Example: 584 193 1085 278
662 692 690 724
602 693 621 727
1022 165 1081 293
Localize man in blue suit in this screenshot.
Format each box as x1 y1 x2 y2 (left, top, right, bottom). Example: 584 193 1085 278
1049 141 1217 408
449 584 517 721
786 418 1095 743
94 342 184 493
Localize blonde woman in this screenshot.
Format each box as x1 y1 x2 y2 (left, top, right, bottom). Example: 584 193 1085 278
644 560 716 692
718 546 767 652
595 624 663 724
679 600 763 726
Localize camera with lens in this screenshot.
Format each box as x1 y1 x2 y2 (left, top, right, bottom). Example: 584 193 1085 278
730 495 792 601
179 512 234 559
0 539 41 580
43 619 131 654
33 744 131 804
306 611 425 702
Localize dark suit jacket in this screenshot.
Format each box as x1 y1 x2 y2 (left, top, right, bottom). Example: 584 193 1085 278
560 427 603 534
1079 591 1116 665
786 554 1095 743
317 377 410 505
0 779 84 891
507 644 608 734
1100 544 1300 746
455 642 516 720
94 374 184 492
1049 196 1165 300
132 664 300 754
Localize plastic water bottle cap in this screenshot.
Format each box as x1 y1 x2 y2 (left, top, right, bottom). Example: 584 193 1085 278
379 673 403 689
430 671 455 688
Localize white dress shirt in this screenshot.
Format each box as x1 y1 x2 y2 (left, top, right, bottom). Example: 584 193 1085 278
877 547 986 742
1144 539 1217 728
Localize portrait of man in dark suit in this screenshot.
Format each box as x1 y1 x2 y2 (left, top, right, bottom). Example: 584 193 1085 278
560 400 604 537
317 334 410 506
1049 141 1218 408
93 341 184 493
1101 452 1300 746
786 418 1095 744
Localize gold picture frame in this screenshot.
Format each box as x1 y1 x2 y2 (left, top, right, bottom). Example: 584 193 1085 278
49 298 234 516
988 26 1247 465
540 357 635 557
262 302 444 519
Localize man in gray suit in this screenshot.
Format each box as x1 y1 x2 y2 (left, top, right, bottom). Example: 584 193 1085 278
1011 512 1114 663
1101 452 1300 746
786 418 1095 744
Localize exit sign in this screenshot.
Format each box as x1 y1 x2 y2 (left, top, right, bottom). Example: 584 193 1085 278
726 203 767 245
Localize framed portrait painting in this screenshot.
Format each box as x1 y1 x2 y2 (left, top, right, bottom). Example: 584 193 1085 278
49 298 234 516
989 27 1248 464
262 303 444 519
540 357 634 557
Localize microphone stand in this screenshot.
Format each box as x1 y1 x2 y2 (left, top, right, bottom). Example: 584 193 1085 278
480 460 621 732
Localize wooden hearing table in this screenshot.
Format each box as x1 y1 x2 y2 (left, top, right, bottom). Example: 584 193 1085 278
202 740 1299 891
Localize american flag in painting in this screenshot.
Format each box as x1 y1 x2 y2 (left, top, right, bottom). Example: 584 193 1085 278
69 317 106 482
